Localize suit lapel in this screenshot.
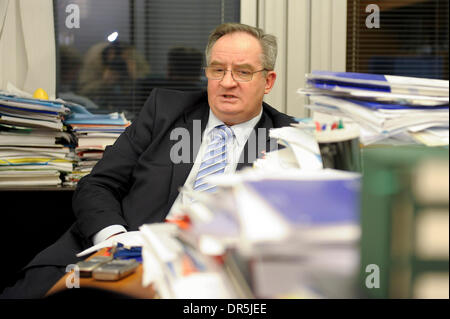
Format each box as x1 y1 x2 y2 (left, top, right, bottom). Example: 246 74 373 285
167 102 209 205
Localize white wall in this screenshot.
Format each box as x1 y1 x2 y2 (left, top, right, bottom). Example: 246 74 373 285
241 0 347 118
0 0 56 97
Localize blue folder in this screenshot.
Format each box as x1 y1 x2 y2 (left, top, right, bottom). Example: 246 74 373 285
244 177 361 225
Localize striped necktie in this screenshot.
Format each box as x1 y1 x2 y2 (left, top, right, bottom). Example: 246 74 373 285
193 124 234 193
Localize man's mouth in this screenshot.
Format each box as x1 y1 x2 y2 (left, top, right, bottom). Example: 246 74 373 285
221 94 238 99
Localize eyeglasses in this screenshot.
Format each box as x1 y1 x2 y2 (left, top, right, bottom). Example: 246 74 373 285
204 66 269 82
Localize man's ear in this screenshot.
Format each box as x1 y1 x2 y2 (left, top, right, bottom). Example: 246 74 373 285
264 71 277 94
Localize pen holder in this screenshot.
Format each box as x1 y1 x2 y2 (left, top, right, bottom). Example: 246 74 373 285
315 124 362 172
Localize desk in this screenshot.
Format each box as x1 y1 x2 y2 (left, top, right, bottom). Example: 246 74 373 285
0 186 76 292
46 249 157 299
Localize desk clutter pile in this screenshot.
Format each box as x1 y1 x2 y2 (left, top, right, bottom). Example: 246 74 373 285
161 169 361 298
298 71 449 146
74 121 363 298
63 107 130 186
0 92 75 187
74 146 449 298
76 169 361 298
0 91 129 187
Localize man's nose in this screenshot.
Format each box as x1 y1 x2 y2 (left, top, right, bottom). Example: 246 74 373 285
220 70 237 87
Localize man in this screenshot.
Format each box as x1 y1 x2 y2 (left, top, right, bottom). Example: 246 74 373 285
1 23 294 298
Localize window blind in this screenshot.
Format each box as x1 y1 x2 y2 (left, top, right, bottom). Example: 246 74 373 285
54 0 240 119
346 0 449 80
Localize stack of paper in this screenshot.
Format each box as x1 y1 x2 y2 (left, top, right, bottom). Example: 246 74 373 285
139 224 238 299
249 124 324 172
175 169 362 298
0 92 75 187
298 71 449 145
63 109 130 186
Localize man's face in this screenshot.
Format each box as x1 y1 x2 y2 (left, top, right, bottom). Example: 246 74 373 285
207 32 276 126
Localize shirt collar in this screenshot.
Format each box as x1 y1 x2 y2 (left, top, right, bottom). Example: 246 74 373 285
205 108 263 147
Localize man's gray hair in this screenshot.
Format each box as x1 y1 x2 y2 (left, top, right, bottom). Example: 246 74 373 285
205 23 277 71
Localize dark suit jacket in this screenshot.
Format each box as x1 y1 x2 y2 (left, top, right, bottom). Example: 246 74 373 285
27 88 295 269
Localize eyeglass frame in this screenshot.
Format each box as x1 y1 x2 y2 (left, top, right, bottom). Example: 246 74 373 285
204 66 270 82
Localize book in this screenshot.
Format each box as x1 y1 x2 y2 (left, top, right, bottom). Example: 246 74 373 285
0 146 70 154
77 136 118 149
0 94 69 114
0 113 63 130
76 132 121 138
0 150 69 160
0 104 62 117
65 112 130 125
299 88 449 108
0 132 57 146
0 169 61 187
310 95 448 133
306 71 449 97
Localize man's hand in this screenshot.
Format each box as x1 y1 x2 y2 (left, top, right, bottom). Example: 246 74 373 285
77 231 144 257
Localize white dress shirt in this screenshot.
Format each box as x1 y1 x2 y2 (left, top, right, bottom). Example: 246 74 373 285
92 107 263 245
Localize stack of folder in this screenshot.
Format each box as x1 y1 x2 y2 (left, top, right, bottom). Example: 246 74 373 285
298 71 449 146
63 107 130 186
139 223 238 299
0 92 75 187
